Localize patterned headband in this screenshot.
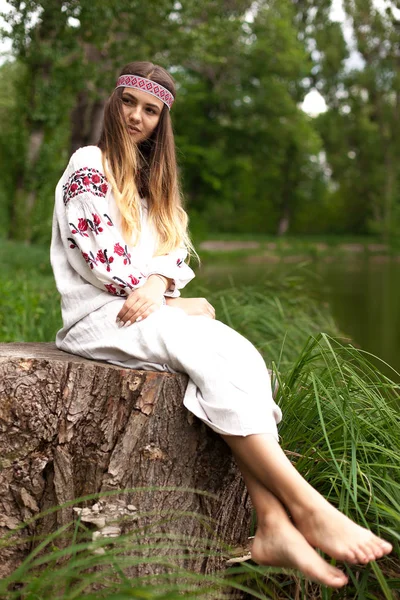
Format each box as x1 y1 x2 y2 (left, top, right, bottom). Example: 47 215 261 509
115 75 174 110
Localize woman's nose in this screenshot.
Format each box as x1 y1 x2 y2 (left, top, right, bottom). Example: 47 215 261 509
130 106 142 123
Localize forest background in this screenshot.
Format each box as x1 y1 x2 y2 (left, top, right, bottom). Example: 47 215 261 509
0 0 399 246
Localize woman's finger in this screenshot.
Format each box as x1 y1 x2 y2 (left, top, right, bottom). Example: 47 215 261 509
118 299 147 325
117 295 141 322
120 301 158 326
136 303 159 322
125 300 152 323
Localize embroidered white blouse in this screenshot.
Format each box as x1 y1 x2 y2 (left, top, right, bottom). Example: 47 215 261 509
50 145 195 335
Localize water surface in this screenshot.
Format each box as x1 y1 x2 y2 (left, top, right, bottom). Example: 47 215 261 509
196 256 400 380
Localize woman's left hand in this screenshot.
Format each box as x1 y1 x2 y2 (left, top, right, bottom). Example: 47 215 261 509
116 276 166 327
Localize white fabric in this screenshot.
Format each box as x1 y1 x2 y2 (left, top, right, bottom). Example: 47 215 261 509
51 145 282 439
51 145 195 333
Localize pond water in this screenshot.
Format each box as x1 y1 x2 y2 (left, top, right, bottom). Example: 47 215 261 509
196 256 400 381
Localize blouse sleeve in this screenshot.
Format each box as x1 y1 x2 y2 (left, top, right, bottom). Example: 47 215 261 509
63 163 148 298
147 248 195 298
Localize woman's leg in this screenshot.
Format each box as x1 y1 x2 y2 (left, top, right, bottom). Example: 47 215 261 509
224 435 392 566
234 456 348 588
72 307 391 570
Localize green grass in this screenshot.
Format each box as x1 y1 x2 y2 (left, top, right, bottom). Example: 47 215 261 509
0 240 399 598
0 239 61 342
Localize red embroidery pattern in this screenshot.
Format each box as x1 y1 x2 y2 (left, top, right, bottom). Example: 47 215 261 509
70 213 104 238
114 243 131 265
87 213 104 235
113 273 145 294
69 219 89 237
116 75 174 109
128 274 140 286
82 251 98 269
105 284 127 297
97 249 114 272
63 168 108 205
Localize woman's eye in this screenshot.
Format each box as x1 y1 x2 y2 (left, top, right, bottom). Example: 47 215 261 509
147 108 155 114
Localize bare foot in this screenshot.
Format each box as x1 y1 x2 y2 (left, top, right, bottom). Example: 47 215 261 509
251 516 348 589
292 498 392 565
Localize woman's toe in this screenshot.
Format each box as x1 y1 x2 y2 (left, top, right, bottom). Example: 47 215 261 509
355 548 370 564
344 550 357 564
378 539 392 555
372 543 384 559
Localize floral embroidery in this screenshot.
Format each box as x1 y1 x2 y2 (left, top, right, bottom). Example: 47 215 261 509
113 273 144 293
68 237 78 249
129 274 140 286
114 242 131 265
69 213 104 241
82 251 98 269
63 167 108 206
176 257 183 267
87 213 103 235
104 283 127 297
104 213 114 226
69 219 89 237
97 249 114 272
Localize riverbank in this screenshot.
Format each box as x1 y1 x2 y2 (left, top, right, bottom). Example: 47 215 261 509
197 234 400 263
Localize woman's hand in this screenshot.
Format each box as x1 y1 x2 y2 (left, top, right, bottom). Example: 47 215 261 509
165 297 215 319
116 275 168 327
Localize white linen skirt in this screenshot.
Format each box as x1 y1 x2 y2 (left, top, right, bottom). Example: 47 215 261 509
56 301 282 440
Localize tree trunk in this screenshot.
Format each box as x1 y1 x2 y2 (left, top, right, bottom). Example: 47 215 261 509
0 343 252 595
70 90 106 153
277 143 297 236
10 126 45 243
69 43 110 154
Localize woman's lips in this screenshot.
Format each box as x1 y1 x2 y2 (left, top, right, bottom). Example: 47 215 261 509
128 126 141 133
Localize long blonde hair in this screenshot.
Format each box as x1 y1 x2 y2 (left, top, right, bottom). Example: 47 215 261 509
98 61 196 259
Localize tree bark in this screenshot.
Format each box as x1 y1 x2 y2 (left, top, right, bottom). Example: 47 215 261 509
277 142 297 236
69 44 110 154
0 343 252 594
69 90 106 153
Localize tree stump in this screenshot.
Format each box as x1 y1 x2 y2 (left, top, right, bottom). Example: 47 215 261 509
0 343 252 593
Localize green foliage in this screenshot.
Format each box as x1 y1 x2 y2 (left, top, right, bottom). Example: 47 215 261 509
313 1 400 239
175 0 325 236
0 0 400 243
0 1 400 241
0 60 26 237
0 240 61 341
0 0 331 243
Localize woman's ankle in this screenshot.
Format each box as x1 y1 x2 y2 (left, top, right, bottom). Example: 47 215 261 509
289 490 335 526
255 505 291 532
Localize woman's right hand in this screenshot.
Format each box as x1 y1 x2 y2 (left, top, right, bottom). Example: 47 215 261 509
165 297 215 319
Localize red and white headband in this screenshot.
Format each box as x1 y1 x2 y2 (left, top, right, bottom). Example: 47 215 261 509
115 75 174 110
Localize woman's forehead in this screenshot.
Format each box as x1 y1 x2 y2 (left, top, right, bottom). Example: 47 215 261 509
122 87 164 110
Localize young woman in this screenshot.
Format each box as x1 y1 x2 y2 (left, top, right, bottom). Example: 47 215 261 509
51 61 392 589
